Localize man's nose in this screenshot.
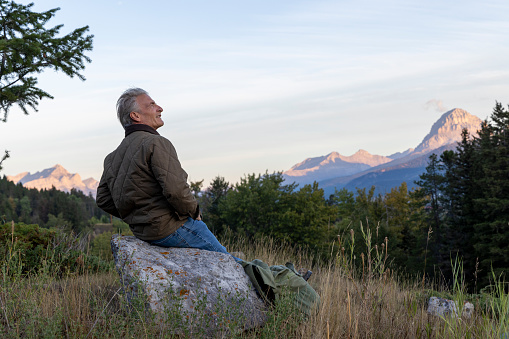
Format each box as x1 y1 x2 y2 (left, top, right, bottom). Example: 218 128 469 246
157 105 163 112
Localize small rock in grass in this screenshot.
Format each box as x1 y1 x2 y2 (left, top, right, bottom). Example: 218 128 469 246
427 296 474 319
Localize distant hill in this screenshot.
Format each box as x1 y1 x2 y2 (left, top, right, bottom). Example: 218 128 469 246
7 164 99 198
284 108 482 195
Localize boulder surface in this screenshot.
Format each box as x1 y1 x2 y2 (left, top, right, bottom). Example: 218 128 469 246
111 234 266 334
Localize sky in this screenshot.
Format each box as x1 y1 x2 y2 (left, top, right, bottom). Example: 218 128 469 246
1 0 509 187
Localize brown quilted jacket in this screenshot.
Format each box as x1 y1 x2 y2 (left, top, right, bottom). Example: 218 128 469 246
96 124 200 241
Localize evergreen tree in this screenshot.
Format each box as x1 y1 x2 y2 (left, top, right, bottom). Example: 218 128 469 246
445 130 479 281
0 0 93 121
473 102 509 282
414 153 449 269
202 176 230 234
414 154 445 230
220 172 298 239
385 183 413 266
328 187 356 229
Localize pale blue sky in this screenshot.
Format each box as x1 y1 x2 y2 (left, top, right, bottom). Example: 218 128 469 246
1 0 508 186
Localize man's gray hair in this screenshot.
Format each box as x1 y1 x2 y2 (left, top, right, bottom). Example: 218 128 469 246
117 88 148 128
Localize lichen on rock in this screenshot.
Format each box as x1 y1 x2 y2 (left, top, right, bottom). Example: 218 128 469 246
111 234 266 335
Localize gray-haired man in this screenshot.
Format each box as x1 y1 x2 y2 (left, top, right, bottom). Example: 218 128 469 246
96 88 238 261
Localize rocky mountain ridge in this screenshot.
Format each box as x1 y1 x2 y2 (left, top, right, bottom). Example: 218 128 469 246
7 164 99 198
284 108 483 192
284 150 393 186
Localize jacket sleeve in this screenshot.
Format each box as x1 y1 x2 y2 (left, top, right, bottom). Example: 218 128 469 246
150 138 200 219
96 168 121 218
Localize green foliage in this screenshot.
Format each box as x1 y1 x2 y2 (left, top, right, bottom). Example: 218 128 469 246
275 182 337 251
88 216 131 260
0 222 111 277
90 223 132 260
0 0 93 121
414 153 445 231
45 212 72 230
201 176 231 234
213 172 337 255
220 172 296 238
472 103 509 283
90 231 115 260
190 179 204 199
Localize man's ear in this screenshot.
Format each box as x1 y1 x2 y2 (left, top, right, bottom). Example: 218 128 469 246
130 111 141 123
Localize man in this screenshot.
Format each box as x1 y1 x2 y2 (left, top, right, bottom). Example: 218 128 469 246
96 88 236 260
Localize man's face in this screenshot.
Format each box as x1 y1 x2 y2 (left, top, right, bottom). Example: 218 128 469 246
133 94 164 130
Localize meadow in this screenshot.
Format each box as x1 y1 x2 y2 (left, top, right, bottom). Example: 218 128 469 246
0 222 507 338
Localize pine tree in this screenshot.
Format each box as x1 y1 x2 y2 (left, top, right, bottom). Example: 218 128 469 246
414 153 456 278
414 154 445 237
0 0 93 121
443 130 480 283
473 102 509 282
203 176 231 233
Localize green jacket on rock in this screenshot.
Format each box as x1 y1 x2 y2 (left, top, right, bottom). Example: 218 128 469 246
96 124 200 241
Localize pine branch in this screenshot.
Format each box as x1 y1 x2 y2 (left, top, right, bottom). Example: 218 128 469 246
0 0 93 121
0 149 9 171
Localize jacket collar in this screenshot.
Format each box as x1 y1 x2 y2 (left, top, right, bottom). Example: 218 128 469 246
124 124 160 137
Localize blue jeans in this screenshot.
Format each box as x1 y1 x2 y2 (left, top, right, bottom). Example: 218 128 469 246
149 218 240 262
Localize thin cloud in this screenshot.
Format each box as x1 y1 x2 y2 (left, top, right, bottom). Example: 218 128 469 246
424 99 448 112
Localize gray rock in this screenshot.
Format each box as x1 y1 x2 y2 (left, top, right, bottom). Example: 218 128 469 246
111 234 267 335
427 296 474 319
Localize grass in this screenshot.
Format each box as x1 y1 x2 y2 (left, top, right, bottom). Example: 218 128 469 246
0 223 508 338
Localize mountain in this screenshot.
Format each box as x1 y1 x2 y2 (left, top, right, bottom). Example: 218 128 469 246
413 108 481 154
322 143 458 195
284 150 392 186
284 108 483 194
7 164 99 198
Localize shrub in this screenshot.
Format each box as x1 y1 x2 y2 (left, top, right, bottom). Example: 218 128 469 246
0 222 112 277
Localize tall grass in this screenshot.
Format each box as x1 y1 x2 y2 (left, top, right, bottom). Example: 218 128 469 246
0 222 508 338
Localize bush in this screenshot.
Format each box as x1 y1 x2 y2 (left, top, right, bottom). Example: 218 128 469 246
0 222 112 277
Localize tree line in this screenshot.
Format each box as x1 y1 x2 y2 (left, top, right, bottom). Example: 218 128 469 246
0 176 107 232
193 174 428 278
